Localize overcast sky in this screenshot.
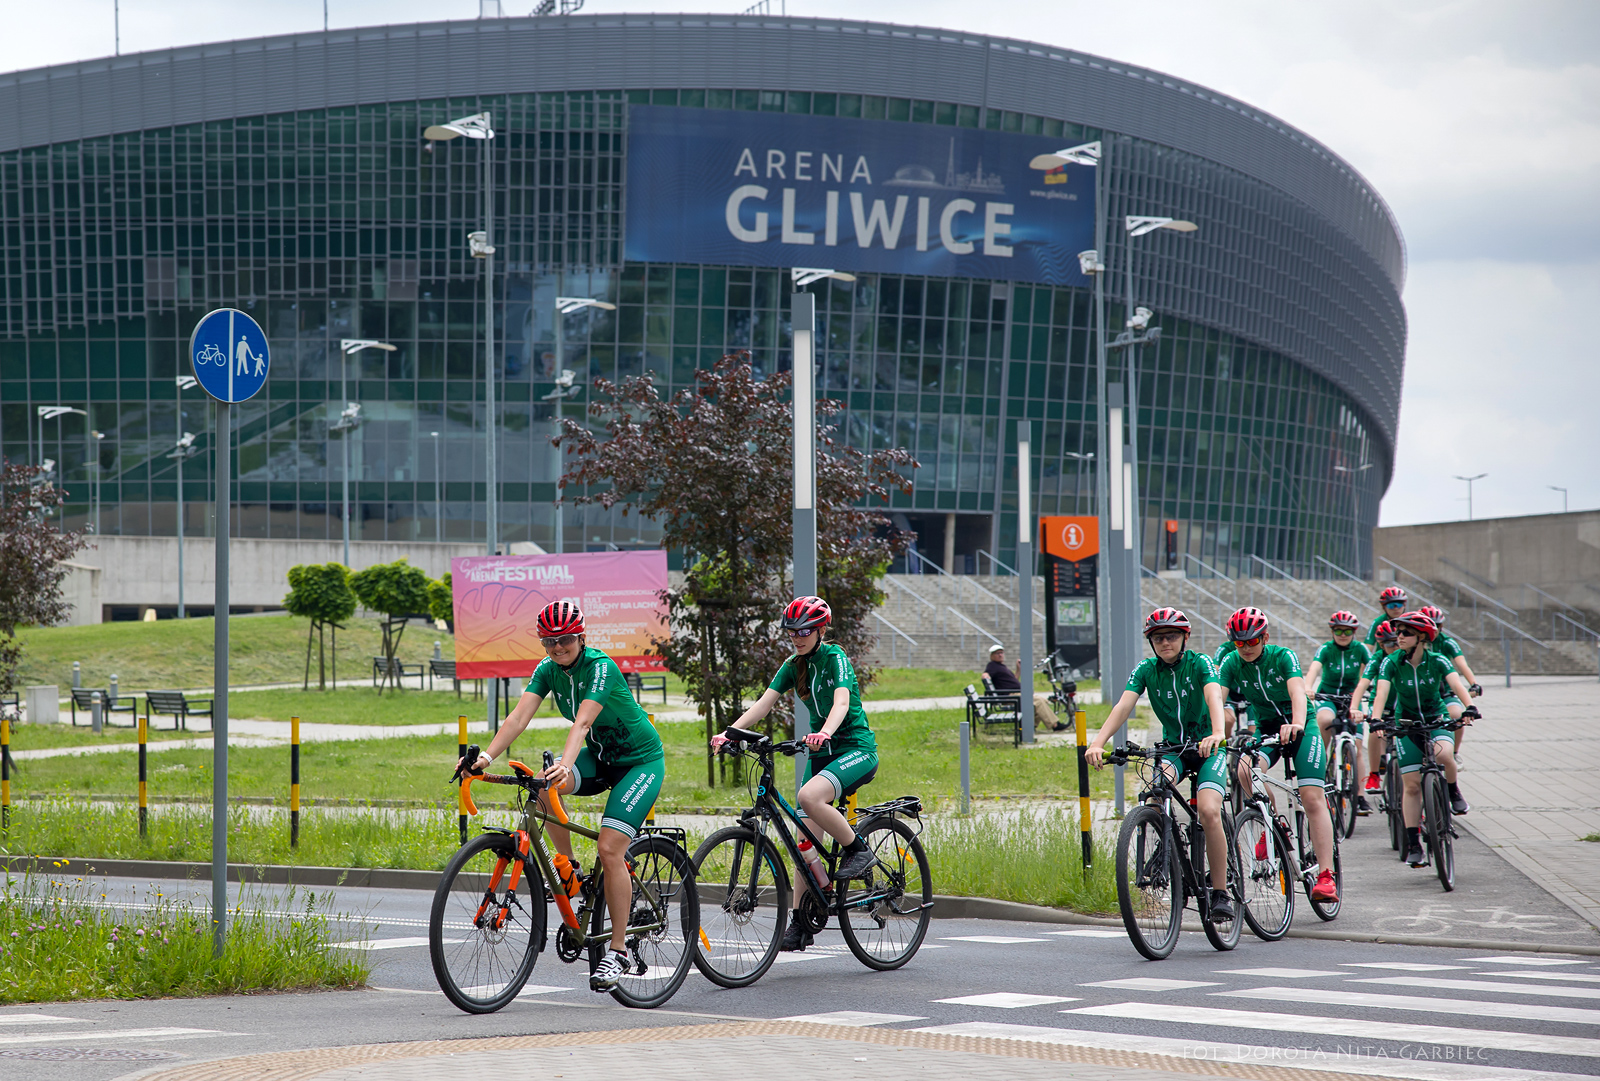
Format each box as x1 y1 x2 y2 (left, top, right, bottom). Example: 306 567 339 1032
8 1 1597 526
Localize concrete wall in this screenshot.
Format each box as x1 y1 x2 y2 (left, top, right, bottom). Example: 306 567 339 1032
63 537 484 620
58 560 101 626
1373 510 1600 610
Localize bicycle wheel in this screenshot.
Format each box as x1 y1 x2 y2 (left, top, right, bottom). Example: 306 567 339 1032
1385 755 1404 854
1202 811 1242 952
1233 807 1293 941
1115 805 1182 960
1336 740 1359 839
1422 772 1455 892
429 832 546 1015
690 825 790 988
1307 821 1342 921
587 833 699 1008
836 815 932 971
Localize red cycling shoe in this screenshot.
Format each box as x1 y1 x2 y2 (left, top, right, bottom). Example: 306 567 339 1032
1311 869 1339 902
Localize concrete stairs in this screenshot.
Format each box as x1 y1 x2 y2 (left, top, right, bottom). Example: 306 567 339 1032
866 573 1046 672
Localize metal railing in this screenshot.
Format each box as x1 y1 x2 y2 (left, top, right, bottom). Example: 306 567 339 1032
884 576 939 632
1185 553 1235 582
1451 579 1518 623
1314 554 1365 584
976 549 1019 578
1554 611 1600 644
1378 557 1439 609
946 606 1000 653
909 548 1021 628
1524 583 1589 622
1478 609 1545 674
1439 556 1497 592
1308 558 1373 613
1144 590 1228 653
872 611 918 664
1247 575 1313 618
1251 554 1300 582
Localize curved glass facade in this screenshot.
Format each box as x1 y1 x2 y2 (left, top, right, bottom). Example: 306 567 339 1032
0 40 1397 579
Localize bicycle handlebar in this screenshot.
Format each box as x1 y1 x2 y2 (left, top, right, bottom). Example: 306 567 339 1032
717 727 823 758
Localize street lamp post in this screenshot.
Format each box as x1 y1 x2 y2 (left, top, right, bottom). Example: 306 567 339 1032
549 295 617 553
335 340 396 567
430 431 442 542
1548 485 1568 514
424 113 497 557
1065 451 1095 513
168 432 199 617
88 429 105 534
1454 473 1487 521
36 406 87 522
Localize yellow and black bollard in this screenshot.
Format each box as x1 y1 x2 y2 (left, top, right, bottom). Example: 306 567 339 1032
1 716 10 832
1075 706 1092 869
457 715 469 844
137 713 148 838
290 716 301 849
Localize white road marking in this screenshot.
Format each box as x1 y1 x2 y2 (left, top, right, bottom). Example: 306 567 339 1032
1350 976 1600 1001
1475 971 1600 985
1217 986 1600 1026
1082 978 1218 991
1044 929 1127 938
1069 1001 1600 1058
1464 956 1588 966
772 952 839 963
1218 968 1341 978
0 1027 228 1047
333 936 456 950
1341 963 1468 972
778 1011 926 1026
459 983 571 997
935 992 1077 1008
0 1014 75 1027
909 1022 1596 1081
940 935 1046 944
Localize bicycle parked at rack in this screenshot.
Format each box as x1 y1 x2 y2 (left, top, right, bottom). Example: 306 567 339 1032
1227 733 1342 941
1317 693 1362 839
1392 715 1472 892
1103 740 1243 960
429 745 700 1013
1040 653 1080 725
692 727 931 986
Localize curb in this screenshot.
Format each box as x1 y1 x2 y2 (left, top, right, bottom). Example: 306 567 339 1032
11 855 1600 956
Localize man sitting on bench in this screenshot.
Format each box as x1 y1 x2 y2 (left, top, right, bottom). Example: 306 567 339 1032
984 643 1068 733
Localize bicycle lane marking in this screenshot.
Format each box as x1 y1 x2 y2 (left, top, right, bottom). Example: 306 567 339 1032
1215 986 1600 1025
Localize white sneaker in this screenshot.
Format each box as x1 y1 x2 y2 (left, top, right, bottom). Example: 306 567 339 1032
590 949 630 991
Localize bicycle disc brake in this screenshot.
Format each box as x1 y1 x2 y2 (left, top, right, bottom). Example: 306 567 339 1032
799 887 831 933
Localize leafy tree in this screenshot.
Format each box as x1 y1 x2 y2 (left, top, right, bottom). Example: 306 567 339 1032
559 352 915 785
347 558 433 694
0 460 86 697
427 572 455 633
283 563 356 691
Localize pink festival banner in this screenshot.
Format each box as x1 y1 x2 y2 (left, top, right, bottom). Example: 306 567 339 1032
450 550 669 679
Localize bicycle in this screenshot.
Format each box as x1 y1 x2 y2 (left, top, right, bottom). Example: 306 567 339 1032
1103 740 1243 960
196 343 225 367
1367 718 1405 854
1392 715 1471 892
1227 732 1342 941
1316 693 1361 839
691 727 931 986
430 745 699 1012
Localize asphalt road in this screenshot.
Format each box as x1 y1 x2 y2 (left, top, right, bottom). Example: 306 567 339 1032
5 809 1600 1081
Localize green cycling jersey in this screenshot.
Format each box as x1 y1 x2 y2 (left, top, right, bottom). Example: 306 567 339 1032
1312 639 1372 696
525 647 664 768
1377 649 1458 719
769 642 877 754
1217 643 1303 723
1432 629 1464 662
1124 649 1222 745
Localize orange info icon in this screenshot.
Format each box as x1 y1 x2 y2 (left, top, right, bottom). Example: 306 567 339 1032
1041 516 1099 561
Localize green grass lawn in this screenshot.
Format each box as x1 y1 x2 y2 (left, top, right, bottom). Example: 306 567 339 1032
6 705 1118 809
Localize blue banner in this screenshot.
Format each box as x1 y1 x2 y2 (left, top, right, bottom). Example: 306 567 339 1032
625 106 1096 285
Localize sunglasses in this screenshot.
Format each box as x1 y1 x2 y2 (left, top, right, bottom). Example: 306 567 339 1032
1331 628 1355 636
1395 628 1419 638
1148 632 1184 645
539 634 581 650
788 628 816 638
1384 602 1405 609
1235 636 1265 648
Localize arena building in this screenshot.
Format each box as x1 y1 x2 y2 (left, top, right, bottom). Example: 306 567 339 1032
0 13 1404 579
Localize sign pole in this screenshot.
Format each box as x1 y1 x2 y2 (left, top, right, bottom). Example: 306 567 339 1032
212 396 230 957
791 288 816 796
1017 421 1035 743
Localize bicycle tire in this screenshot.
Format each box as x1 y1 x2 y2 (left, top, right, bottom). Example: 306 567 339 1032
1308 823 1342 921
429 832 546 1015
1423 772 1455 892
1115 805 1182 960
586 833 699 1009
1233 807 1293 941
1336 739 1359 840
690 825 789 988
1385 755 1404 854
1202 810 1242 952
836 815 932 971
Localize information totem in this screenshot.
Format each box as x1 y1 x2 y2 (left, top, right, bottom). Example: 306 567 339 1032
1041 516 1100 678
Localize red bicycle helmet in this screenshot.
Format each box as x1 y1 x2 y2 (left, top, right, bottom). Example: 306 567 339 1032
1375 620 1398 642
1379 586 1407 606
1329 610 1360 629
782 595 832 631
1227 606 1269 642
1419 604 1446 627
536 600 586 638
1144 607 1191 636
1391 610 1437 642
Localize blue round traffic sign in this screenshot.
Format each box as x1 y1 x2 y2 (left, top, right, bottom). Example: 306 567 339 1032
189 308 269 403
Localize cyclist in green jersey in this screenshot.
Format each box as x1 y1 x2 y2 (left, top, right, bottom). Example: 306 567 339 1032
1366 586 1409 645
462 600 666 992
712 596 879 952
1418 604 1482 754
1305 610 1373 814
1087 607 1233 923
1368 610 1478 867
1216 606 1338 904
1349 620 1401 794
1213 639 1248 736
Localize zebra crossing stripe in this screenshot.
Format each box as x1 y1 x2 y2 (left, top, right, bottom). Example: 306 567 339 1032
1217 986 1600 1026
1068 1001 1600 1058
0 1026 225 1047
1350 976 1600 1001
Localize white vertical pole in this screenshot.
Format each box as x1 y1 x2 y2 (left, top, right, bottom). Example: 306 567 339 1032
211 397 230 957
1018 421 1035 743
791 288 817 796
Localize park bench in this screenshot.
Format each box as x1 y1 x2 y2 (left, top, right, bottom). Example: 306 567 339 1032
625 672 669 706
372 656 425 690
144 689 214 732
69 687 138 727
964 679 1022 747
428 658 483 699
0 691 17 720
